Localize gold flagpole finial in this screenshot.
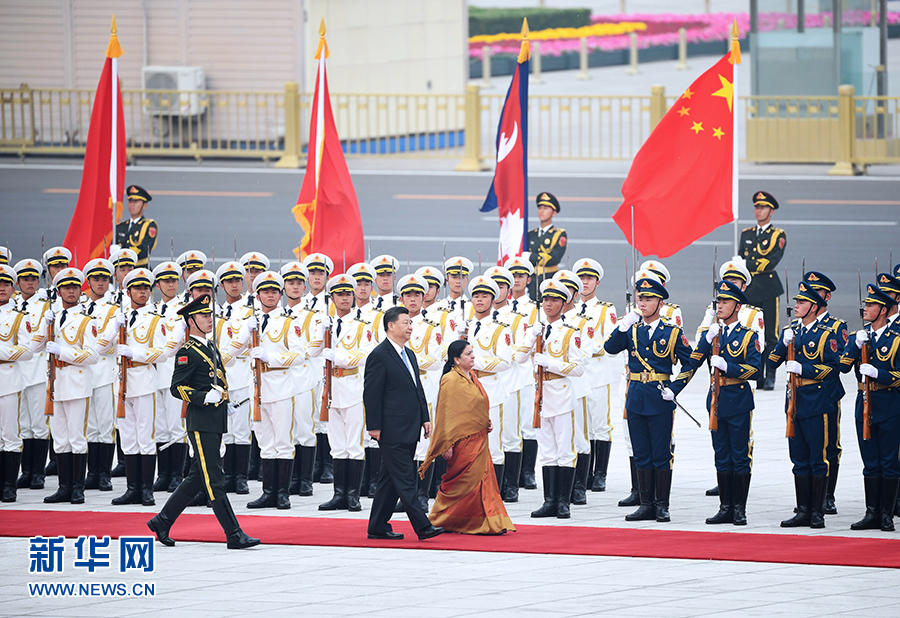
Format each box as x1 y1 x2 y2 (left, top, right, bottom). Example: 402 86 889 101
729 18 741 65
319 17 326 37
521 17 530 39
106 15 124 59
518 17 531 63
315 18 329 60
111 15 118 35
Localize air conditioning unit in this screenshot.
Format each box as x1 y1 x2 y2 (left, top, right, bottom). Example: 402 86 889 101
141 66 206 116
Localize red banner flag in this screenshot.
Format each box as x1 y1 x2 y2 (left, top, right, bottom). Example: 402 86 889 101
291 20 364 273
614 30 741 259
63 16 126 268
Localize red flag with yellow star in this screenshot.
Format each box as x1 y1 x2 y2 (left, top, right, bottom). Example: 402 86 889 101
615 32 740 259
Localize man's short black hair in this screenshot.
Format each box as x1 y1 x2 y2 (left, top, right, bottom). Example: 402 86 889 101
383 305 409 332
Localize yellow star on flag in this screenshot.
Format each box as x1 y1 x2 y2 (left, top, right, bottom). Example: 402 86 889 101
677 107 690 117
713 127 725 140
711 74 733 112
682 88 694 100
691 122 703 134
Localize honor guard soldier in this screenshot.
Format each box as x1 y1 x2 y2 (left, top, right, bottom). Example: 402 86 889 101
111 247 137 297
840 284 900 532
604 275 695 523
279 261 325 497
526 192 567 299
515 279 584 519
147 294 260 550
690 281 761 526
640 260 683 328
0 265 34 502
741 191 787 390
371 255 399 309
504 255 540 490
436 256 473 320
769 281 840 529
240 252 270 310
572 258 620 493
487 265 533 503
33 268 99 504
417 267 446 314
803 271 848 515
113 185 158 268
462 275 513 489
43 247 72 293
230 271 305 510
13 259 52 491
696 258 765 344
318 273 374 512
0 247 10 265
100 268 177 507
82 259 118 492
399 273 445 511
877 271 900 518
175 250 207 303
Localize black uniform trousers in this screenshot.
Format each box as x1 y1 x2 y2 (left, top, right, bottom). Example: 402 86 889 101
367 442 431 535
161 431 225 519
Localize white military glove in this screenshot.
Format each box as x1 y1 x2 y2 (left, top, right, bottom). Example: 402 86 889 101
660 387 675 401
321 348 336 363
117 344 133 358
785 360 803 375
855 330 869 349
173 319 187 342
533 352 551 368
782 327 794 345
456 320 468 337
227 402 239 417
36 288 49 301
706 306 717 321
245 315 258 332
320 315 332 329
710 354 727 372
203 389 222 404
705 322 721 344
618 310 641 332
860 363 879 379
249 347 269 363
44 310 55 325
115 311 127 329
46 341 62 356
532 322 544 338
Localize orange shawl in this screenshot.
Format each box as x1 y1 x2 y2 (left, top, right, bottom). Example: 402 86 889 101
419 366 490 478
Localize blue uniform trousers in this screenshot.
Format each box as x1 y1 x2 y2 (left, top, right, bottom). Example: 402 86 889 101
856 414 900 478
789 414 829 476
628 411 674 471
711 412 753 474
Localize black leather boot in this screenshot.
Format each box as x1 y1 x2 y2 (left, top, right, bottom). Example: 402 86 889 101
502 451 522 502
618 457 640 507
313 434 325 482
654 468 673 522
851 476 881 530
289 445 302 494
571 453 590 505
212 496 261 549
706 471 734 524
591 440 611 492
706 484 720 496
222 444 236 493
84 443 100 490
519 439 538 489
141 455 156 506
30 439 49 489
494 463 505 495
345 459 363 512
276 459 292 510
298 445 316 496
625 468 657 521
824 462 839 515
417 460 434 512
320 435 334 484
45 444 58 476
2 451 21 502
16 439 33 489
531 466 559 518
557 465 576 519
781 475 811 527
319 459 347 510
248 434 261 481
153 443 171 492
732 473 751 526
880 477 899 532
247 459 278 508
98 442 114 491
809 475 827 528
429 456 446 498
167 443 185 492
70 453 87 504
366 447 380 498
44 452 73 503
110 437 125 477
233 444 250 495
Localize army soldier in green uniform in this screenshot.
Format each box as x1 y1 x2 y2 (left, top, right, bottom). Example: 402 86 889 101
526 192 567 299
147 295 260 549
740 191 787 391
114 185 158 268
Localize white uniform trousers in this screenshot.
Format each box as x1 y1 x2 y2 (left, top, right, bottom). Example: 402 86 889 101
586 383 614 441
0 392 22 451
488 404 504 465
312 381 327 435
617 374 633 456
49 398 89 454
254 397 294 460
537 411 577 468
224 386 251 445
414 402 434 461
518 384 537 441
87 384 116 443
154 389 184 444
119 393 157 456
291 389 317 448
574 397 591 455
20 383 50 440
501 391 523 453
327 402 366 461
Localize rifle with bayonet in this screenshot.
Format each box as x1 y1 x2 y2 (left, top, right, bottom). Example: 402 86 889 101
710 249 720 431
859 269 871 440
785 268 796 438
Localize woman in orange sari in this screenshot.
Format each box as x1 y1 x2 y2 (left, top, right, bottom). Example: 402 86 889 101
419 340 515 535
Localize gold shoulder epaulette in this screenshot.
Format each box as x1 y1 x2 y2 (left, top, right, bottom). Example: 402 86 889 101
745 303 762 312
742 226 755 232
666 303 680 309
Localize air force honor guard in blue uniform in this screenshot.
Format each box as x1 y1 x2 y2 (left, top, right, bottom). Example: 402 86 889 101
690 280 761 526
604 276 694 523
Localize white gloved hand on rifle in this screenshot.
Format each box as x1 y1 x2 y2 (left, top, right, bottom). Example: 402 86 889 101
618 310 641 332
46 341 61 356
855 329 869 349
859 363 878 379
785 360 803 375
117 344 133 358
249 347 269 364
782 327 795 345
710 354 727 372
705 322 721 344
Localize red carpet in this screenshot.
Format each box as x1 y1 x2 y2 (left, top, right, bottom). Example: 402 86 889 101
2 509 898 569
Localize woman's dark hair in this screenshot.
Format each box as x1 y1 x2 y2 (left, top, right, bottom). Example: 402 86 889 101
442 339 470 376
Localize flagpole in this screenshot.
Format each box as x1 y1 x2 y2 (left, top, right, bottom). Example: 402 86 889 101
731 19 741 257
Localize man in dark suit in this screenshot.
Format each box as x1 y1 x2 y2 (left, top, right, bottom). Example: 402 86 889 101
365 306 444 541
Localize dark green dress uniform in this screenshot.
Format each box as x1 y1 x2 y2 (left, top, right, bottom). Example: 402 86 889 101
527 192 567 299
740 191 786 389
115 185 158 268
147 295 259 549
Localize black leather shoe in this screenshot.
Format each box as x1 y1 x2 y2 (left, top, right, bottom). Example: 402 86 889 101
147 515 175 547
367 530 404 540
705 485 719 496
226 530 261 549
762 375 775 391
416 525 444 541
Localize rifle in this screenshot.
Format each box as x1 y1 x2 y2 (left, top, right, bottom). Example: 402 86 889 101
43 248 56 417
710 248 720 431
249 292 262 422
116 281 128 419
533 322 543 429
210 247 223 402
859 269 871 440
320 292 332 422
785 268 796 438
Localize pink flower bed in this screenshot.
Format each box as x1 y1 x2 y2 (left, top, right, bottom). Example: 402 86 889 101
469 10 900 58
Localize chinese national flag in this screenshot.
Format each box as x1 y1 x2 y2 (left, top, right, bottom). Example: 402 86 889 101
63 17 126 268
614 41 740 259
291 20 364 273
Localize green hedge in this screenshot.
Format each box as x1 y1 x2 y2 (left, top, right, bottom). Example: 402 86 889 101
468 7 592 37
